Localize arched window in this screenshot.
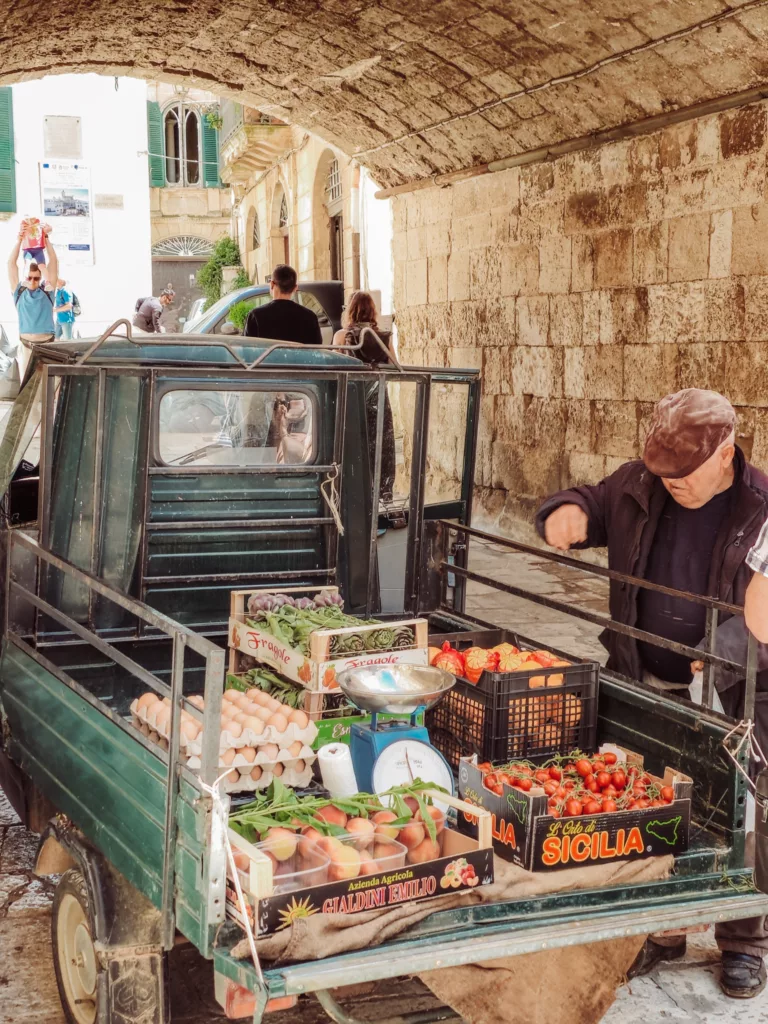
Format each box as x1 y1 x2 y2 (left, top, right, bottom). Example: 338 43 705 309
151 235 214 258
163 103 202 186
279 193 288 229
252 212 261 250
326 159 342 204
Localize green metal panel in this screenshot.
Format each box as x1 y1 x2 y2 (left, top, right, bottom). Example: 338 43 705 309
0 87 15 213
147 101 165 188
202 115 220 188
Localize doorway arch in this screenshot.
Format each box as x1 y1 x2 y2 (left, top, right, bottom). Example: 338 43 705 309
270 181 290 268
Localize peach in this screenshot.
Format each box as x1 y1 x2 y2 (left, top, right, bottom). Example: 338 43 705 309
327 845 361 881
298 825 323 858
265 827 299 862
345 818 375 846
416 806 445 834
359 858 379 876
403 796 420 815
373 842 401 862
315 805 348 829
397 820 426 850
232 849 250 872
372 809 399 839
314 835 343 856
407 837 441 864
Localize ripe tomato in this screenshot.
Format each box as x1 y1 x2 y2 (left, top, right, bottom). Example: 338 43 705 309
478 762 492 774
635 798 650 809
603 785 618 798
584 799 602 814
575 759 593 778
565 763 577 774
586 778 600 793
518 777 533 792
626 799 637 809
555 787 567 800
565 798 583 817
591 761 606 774
535 770 550 784
611 770 627 790
490 784 503 795
603 752 618 765
550 808 561 818
602 799 618 812
650 799 665 807
632 783 647 797
564 779 576 791
484 773 498 789
548 766 562 781
596 771 612 789
519 765 533 777
661 786 675 803
543 781 559 797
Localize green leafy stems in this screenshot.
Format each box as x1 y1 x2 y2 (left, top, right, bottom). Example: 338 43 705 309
226 668 305 708
229 778 448 846
246 604 414 657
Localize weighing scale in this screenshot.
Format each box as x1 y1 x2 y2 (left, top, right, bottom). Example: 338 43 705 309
337 664 456 799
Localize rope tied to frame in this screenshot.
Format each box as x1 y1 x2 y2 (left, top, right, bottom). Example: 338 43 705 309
199 771 264 985
321 464 345 536
722 719 768 793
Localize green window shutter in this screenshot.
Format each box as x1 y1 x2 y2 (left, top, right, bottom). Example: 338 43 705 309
202 117 220 188
0 87 16 214
147 101 165 188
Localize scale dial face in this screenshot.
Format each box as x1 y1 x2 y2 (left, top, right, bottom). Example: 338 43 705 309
371 739 454 806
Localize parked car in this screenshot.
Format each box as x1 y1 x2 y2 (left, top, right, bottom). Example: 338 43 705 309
182 280 344 344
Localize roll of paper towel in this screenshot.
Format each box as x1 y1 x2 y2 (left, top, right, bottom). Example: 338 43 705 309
318 743 359 798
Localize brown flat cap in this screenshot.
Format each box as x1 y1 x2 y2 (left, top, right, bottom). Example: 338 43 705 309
643 389 736 479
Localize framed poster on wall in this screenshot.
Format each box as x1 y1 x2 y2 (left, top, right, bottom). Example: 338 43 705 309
40 160 94 266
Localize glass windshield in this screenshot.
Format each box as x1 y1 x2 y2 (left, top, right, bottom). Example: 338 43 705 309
158 388 314 466
183 288 256 333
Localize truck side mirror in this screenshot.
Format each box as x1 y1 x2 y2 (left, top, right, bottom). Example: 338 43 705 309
220 321 239 335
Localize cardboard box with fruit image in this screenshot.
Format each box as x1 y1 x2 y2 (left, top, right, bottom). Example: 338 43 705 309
226 784 494 935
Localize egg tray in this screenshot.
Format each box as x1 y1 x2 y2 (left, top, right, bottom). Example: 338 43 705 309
129 698 318 755
185 761 313 790
183 744 316 772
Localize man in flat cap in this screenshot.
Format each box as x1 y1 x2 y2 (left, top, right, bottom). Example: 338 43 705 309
536 388 768 997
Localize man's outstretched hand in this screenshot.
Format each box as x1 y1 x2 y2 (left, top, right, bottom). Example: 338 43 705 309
543 503 589 551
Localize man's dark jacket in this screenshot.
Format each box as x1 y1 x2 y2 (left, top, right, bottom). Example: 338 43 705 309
244 298 322 346
534 448 768 701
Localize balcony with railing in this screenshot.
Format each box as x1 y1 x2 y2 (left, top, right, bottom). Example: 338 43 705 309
218 99 293 184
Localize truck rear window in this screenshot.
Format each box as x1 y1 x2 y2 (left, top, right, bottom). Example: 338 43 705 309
158 388 314 466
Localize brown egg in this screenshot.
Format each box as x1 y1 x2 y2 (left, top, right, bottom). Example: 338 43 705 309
137 692 158 712
146 702 163 727
220 748 237 766
225 720 243 740
180 719 200 742
223 690 240 704
162 697 171 706
289 709 309 730
263 696 282 712
251 765 263 782
188 695 205 709
232 712 249 725
254 707 272 722
287 740 303 757
239 746 256 763
226 769 240 784
261 742 279 761
241 715 265 736
293 759 306 773
246 689 268 705
268 713 288 733
236 695 252 711
272 762 284 777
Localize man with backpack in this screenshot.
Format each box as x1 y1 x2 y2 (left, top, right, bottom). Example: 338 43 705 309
133 289 174 333
53 278 79 339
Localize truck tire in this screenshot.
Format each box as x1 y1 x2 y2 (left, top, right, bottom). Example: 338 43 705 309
52 868 103 1024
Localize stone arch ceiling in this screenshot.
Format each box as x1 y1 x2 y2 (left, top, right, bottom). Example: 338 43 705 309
4 0 768 188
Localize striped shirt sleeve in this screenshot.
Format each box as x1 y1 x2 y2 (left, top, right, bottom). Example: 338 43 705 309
747 518 768 576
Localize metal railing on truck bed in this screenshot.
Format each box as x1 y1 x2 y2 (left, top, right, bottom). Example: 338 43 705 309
3 529 227 950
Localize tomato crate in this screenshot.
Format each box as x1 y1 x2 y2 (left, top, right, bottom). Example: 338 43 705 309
425 628 599 771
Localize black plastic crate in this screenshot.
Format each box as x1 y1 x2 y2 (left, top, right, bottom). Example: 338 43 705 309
426 628 598 771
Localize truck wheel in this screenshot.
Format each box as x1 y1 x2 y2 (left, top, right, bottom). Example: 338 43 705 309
52 868 102 1024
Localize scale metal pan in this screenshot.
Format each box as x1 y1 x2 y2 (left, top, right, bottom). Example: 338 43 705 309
337 664 456 715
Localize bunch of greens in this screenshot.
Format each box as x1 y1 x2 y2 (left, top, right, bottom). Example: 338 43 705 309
226 668 305 708
246 598 414 657
229 777 447 845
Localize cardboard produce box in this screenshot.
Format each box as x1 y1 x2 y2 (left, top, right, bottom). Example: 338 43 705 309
229 586 428 693
226 791 494 935
457 751 691 872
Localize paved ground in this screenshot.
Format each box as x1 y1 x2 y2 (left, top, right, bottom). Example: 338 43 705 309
1 536 767 1022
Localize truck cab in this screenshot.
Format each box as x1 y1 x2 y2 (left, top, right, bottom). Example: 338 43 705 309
0 329 763 1024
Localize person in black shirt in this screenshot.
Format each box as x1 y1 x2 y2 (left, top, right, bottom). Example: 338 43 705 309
536 389 768 997
243 264 322 346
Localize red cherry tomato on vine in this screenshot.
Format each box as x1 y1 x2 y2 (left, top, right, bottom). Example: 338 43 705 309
535 770 550 784
603 785 618 798
592 761 606 774
661 786 675 803
565 798 584 817
586 778 600 793
596 771 612 789
543 781 559 797
611 770 626 790
584 799 602 814
575 759 593 778
603 752 618 765
650 799 665 807
602 799 618 812
564 779 576 791
635 798 650 809
518 777 533 792
548 766 562 781
550 808 561 818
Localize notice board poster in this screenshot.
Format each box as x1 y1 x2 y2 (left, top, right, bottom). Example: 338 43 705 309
40 161 94 266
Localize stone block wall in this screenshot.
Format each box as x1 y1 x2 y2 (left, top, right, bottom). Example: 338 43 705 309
392 101 768 538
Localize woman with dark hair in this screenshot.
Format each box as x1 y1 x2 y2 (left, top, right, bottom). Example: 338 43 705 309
332 291 395 501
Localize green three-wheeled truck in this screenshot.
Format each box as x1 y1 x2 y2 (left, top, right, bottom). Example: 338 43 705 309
0 325 765 1024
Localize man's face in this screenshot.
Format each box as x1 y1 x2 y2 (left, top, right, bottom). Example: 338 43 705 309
662 443 735 509
160 294 172 306
26 269 42 291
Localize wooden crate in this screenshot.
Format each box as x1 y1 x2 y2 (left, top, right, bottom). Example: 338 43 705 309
229 586 429 692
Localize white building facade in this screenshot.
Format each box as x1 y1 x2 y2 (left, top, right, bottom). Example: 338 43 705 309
0 74 152 344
